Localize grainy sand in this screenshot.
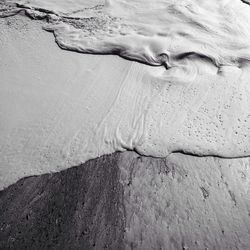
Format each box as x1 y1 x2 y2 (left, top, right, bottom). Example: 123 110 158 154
1 151 250 249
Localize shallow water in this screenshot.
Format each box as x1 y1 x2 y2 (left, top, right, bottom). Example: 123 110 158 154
1 0 250 188
15 0 250 156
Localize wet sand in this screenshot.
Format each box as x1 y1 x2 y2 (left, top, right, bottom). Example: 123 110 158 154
1 152 250 249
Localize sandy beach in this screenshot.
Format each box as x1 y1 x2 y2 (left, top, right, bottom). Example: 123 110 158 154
1 151 250 249
1 1 250 249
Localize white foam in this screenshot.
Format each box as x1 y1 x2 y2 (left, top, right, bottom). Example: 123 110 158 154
19 0 250 67
16 0 103 14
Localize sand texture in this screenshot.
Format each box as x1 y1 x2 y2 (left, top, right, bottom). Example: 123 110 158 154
1 2 250 249
1 152 250 249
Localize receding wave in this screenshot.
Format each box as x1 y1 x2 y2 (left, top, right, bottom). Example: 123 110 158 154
1 0 250 188
3 0 250 67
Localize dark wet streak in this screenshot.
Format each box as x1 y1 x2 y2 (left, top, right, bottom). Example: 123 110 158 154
0 153 125 250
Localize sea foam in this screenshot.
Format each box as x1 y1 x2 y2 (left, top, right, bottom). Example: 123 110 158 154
14 0 250 67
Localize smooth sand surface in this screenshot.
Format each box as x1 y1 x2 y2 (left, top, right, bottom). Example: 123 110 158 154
0 14 147 189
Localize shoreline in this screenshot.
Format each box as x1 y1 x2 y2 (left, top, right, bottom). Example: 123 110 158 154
1 10 250 250
1 151 250 249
